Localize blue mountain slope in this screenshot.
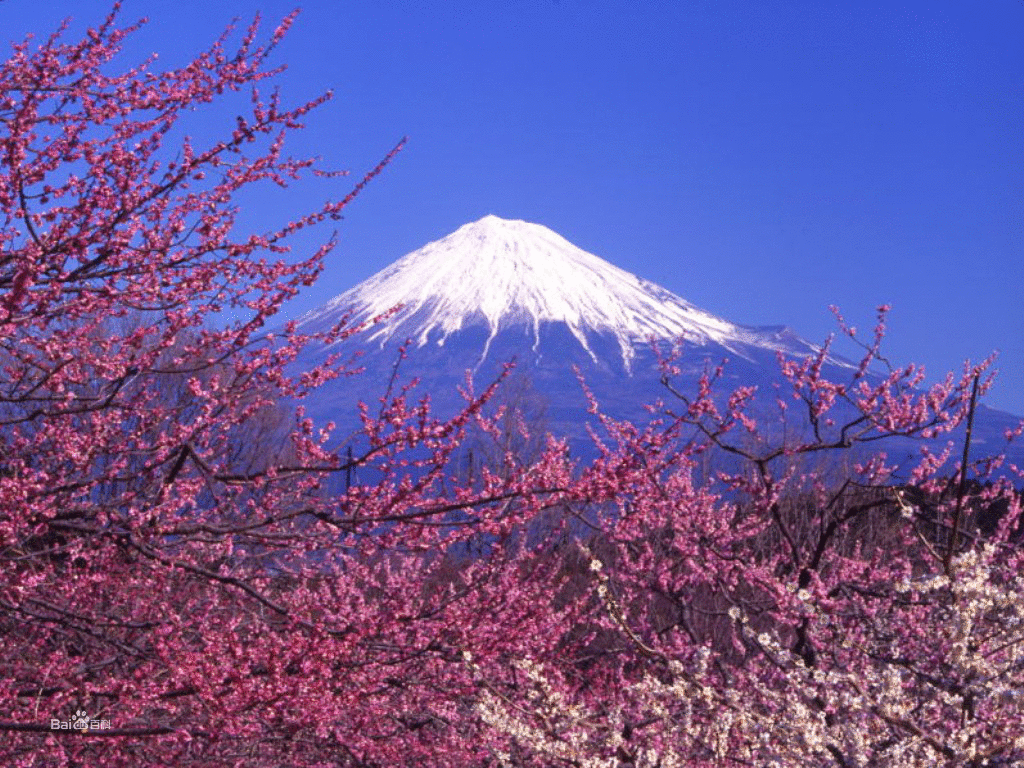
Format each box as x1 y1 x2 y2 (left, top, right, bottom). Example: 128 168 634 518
293 216 1023 478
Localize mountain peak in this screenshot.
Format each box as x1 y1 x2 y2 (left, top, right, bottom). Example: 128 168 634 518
301 217 802 372
471 213 522 227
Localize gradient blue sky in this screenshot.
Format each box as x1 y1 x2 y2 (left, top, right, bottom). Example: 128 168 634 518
4 1 1022 413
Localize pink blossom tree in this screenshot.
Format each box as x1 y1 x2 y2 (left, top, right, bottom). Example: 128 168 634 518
474 312 1024 767
0 7 580 766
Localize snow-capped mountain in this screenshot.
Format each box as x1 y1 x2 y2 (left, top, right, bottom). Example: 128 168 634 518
301 214 819 374
296 216 1021 470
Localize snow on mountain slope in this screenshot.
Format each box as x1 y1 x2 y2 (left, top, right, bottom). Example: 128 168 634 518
300 215 817 372
292 216 1023 472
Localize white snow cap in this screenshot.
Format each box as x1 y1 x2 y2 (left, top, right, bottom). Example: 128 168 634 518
305 215 784 371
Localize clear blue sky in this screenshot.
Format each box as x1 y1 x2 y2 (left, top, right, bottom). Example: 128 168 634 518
4 1 1022 414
